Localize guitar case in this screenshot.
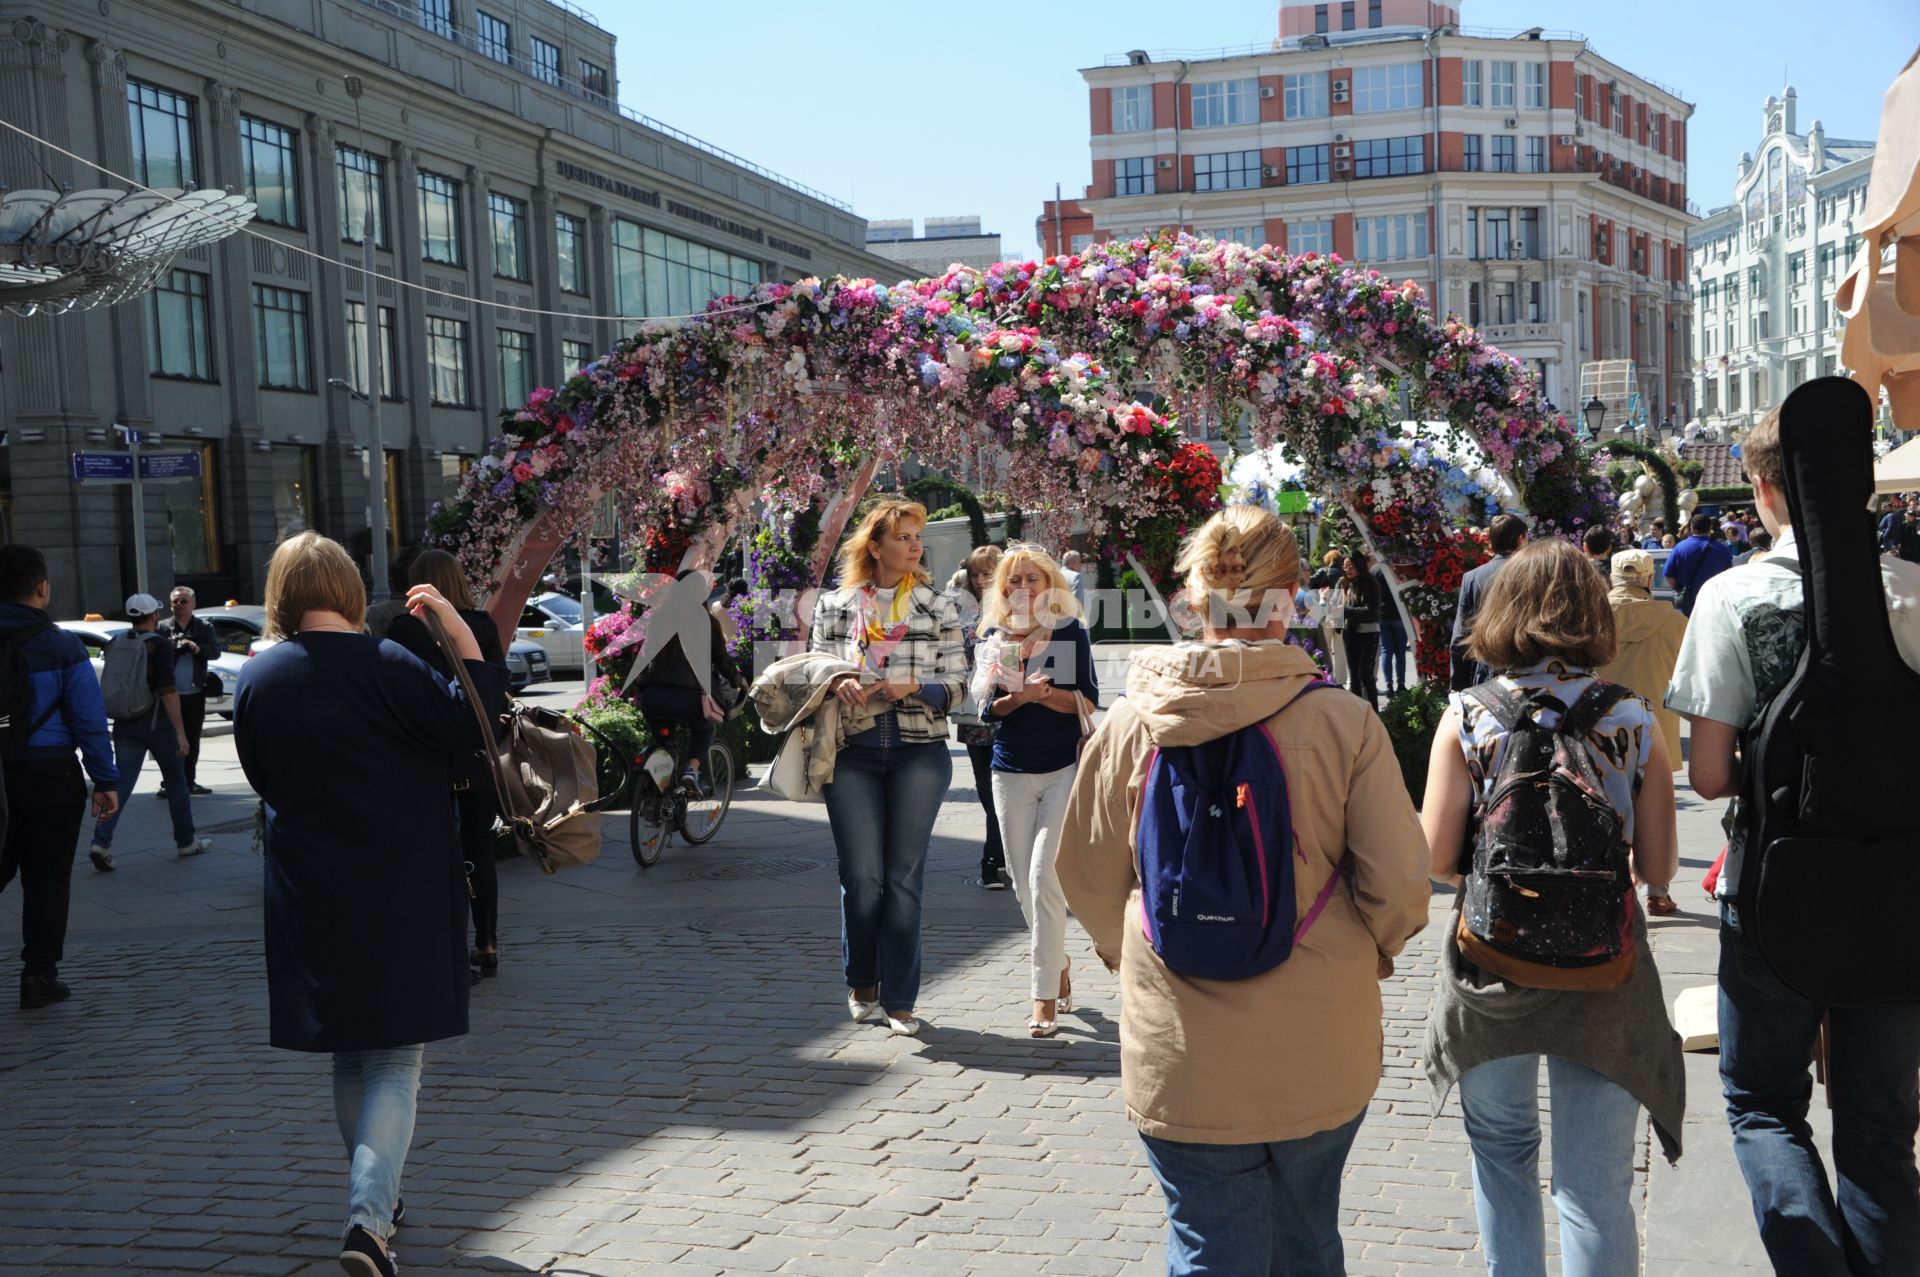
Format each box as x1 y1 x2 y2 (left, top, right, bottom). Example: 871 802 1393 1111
1737 375 1920 1006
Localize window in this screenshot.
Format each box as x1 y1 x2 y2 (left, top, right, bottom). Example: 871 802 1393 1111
1612 91 1624 133
1112 84 1153 133
476 12 511 64
147 270 213 381
169 443 222 575
1528 280 1544 322
418 0 452 37
1578 292 1589 351
1493 282 1516 324
1729 375 1743 412
578 59 609 98
497 329 534 408
251 285 311 391
126 80 197 189
1789 358 1806 388
439 454 474 503
1468 282 1481 325
1703 379 1718 415
1652 114 1664 153
1194 150 1259 191
1192 78 1257 128
1752 368 1768 408
1464 60 1482 107
1352 135 1423 177
427 317 471 405
1285 144 1329 185
417 171 462 265
270 445 316 542
345 301 399 400
489 192 528 280
530 37 561 86
1314 3 1329 34
1462 134 1482 172
1290 219 1334 256
239 116 301 227
1490 136 1516 173
1284 72 1328 120
1208 225 1262 246
1354 212 1427 262
555 212 587 294
1490 61 1516 109
1340 0 1355 29
1727 275 1740 305
1789 252 1806 287
1525 136 1546 173
336 146 389 249
1069 233 1094 253
1352 63 1421 112
1518 207 1540 257
1575 75 1586 119
1474 207 1511 259
1114 156 1155 196
1368 0 1382 25
563 339 594 373
611 220 762 317
1525 63 1546 109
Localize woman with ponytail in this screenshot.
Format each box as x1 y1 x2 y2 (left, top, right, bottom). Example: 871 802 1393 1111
1055 505 1430 1275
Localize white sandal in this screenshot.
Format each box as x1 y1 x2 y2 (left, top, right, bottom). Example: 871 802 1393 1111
847 989 879 1023
884 1011 922 1036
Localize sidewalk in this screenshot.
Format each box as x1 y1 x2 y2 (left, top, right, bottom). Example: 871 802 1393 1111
0 703 1784 1274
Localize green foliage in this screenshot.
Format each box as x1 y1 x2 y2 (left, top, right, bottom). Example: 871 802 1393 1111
1696 485 1754 505
1676 460 1706 488
576 696 648 810
1586 440 1681 534
1380 680 1449 809
928 503 967 523
904 475 991 547
1606 463 1632 493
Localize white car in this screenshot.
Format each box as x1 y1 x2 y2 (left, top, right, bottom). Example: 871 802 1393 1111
245 632 553 691
515 592 588 674
55 619 239 715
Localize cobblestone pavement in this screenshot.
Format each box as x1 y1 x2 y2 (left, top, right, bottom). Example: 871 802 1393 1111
0 701 1775 1275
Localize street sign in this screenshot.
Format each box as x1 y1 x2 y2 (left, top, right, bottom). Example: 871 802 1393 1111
120 429 150 444
70 453 134 483
139 452 202 481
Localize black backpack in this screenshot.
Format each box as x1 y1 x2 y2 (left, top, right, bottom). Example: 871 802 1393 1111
1459 678 1637 989
1737 376 1920 1006
0 621 55 762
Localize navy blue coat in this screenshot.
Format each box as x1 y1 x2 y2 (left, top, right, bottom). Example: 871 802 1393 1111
234 632 509 1053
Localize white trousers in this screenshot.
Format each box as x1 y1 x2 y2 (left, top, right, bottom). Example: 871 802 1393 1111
990 764 1076 1000
1323 624 1348 685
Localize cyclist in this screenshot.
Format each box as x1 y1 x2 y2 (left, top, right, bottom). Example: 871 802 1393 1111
630 570 746 797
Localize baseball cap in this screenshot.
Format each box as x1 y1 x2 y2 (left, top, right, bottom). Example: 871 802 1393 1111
1610 549 1655 585
124 592 163 617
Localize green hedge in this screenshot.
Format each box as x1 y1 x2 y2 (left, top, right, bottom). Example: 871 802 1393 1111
1696 485 1753 505
1588 440 1681 534
1381 680 1449 809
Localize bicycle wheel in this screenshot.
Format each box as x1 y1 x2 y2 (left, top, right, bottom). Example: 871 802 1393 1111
680 743 734 845
629 781 671 867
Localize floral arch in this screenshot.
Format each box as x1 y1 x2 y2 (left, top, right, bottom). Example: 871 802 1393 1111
432 233 1612 682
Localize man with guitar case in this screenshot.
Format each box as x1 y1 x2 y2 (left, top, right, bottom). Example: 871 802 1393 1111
1666 377 1920 1274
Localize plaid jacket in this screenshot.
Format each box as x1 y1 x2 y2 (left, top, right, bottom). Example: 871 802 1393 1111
809 583 967 743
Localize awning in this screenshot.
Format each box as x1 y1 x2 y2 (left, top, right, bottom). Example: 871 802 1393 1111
1875 432 1920 494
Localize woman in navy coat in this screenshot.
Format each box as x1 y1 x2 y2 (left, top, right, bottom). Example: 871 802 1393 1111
233 532 508 1277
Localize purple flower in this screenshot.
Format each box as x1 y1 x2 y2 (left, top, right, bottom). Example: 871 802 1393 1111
491 476 514 498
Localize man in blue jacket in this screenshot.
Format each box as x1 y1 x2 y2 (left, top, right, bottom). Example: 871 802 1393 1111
1665 513 1737 616
1450 513 1528 690
0 546 119 1009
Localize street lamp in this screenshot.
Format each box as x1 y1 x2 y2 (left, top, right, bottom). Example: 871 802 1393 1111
342 73 390 601
1582 396 1607 440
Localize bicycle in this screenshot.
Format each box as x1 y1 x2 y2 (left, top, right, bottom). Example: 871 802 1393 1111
628 713 736 867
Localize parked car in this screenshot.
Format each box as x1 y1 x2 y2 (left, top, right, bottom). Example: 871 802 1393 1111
195 604 268 656
515 591 588 673
244 632 552 692
56 618 239 716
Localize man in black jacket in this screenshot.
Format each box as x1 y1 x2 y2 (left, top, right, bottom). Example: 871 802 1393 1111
1450 513 1528 690
157 586 218 796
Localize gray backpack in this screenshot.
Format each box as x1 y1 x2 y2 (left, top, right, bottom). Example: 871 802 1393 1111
100 631 155 721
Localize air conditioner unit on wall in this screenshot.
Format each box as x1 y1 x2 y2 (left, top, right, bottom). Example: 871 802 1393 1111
1259 85 1276 98
1262 164 1280 178
1332 90 1350 103
1333 132 1348 143
1558 134 1576 145
1333 144 1351 157
1503 117 1518 129
1332 78 1350 92
1156 158 1173 169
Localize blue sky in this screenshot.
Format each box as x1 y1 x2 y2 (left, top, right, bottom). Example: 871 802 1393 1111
608 1 1916 263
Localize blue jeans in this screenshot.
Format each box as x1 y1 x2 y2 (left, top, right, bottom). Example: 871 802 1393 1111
1719 908 1920 1274
332 1046 424 1240
92 713 194 850
1457 1054 1642 1277
822 740 951 1014
1141 1111 1365 1276
1378 622 1407 691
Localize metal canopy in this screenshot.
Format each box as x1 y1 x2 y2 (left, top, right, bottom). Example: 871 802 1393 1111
0 187 257 317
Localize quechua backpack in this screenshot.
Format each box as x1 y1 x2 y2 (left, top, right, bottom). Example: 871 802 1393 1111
1738 376 1920 1006
1133 682 1346 981
1459 678 1637 990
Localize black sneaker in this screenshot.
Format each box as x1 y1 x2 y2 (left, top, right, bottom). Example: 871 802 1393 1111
980 862 1008 891
680 770 712 798
155 787 169 799
339 1224 397 1277
20 972 71 1010
391 1198 405 1229
188 783 213 796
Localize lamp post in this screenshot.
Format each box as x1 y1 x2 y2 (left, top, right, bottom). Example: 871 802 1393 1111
1582 396 1607 441
343 74 390 602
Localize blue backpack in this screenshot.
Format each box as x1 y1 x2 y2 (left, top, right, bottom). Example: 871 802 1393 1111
1134 683 1346 981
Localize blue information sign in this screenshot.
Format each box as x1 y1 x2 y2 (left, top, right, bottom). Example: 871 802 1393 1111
138 452 202 480
70 453 134 482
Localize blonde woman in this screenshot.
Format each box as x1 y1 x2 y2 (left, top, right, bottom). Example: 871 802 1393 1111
809 499 967 1036
970 545 1098 1037
1055 506 1429 1274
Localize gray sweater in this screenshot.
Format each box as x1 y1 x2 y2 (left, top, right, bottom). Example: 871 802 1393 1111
1424 895 1686 1164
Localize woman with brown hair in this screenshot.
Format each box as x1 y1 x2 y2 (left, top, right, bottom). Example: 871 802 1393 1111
1056 504 1429 1273
386 550 509 980
233 532 509 1277
1420 536 1682 1277
808 498 967 1035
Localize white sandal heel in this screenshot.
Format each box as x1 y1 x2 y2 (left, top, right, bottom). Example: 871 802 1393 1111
884 1011 922 1036
847 990 879 1023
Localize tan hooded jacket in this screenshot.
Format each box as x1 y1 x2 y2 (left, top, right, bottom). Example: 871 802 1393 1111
1598 585 1687 768
1055 641 1431 1144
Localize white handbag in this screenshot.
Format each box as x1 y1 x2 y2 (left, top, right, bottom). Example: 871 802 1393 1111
763 722 821 803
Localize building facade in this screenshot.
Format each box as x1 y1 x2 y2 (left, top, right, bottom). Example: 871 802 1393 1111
1687 88 1874 434
865 216 1003 277
1041 0 1697 428
0 0 897 613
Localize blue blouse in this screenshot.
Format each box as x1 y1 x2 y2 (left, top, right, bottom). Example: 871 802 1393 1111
984 619 1098 774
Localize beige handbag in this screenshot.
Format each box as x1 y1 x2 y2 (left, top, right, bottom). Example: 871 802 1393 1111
428 613 601 874
764 720 821 803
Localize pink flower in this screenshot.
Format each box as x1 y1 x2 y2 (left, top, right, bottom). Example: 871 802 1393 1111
511 464 534 483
